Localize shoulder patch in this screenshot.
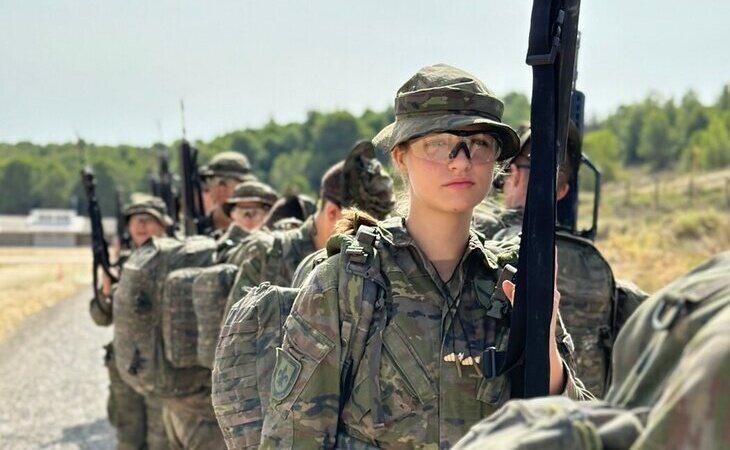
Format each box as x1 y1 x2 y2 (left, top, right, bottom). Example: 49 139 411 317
271 348 302 401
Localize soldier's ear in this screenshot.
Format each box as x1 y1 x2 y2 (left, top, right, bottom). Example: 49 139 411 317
391 146 408 175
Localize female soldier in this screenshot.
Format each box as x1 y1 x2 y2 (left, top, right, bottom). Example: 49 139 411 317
260 64 586 449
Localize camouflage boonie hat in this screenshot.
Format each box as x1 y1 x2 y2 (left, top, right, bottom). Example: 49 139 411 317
373 64 519 161
123 193 173 227
342 140 395 220
223 180 279 217
200 151 256 181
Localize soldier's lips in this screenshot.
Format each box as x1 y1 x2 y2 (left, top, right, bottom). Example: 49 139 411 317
444 179 475 189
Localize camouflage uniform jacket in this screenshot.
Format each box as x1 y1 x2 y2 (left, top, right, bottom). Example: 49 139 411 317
472 207 523 240
226 217 316 312
260 217 586 449
214 223 251 265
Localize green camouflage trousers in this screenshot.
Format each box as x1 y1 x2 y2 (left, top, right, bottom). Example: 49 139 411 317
105 343 169 450
161 390 225 450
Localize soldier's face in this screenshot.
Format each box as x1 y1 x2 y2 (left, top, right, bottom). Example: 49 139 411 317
231 202 269 232
128 213 165 246
393 131 495 215
204 176 239 207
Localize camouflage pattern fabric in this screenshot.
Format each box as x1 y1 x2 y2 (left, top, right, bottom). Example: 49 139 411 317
162 268 203 369
212 283 299 449
290 248 328 288
199 151 255 182
105 343 169 450
554 232 616 398
113 236 215 397
479 206 638 397
162 390 225 450
223 180 278 214
372 64 519 160
192 264 238 369
452 397 644 450
124 193 174 227
260 217 587 449
225 216 316 313
214 223 251 265
472 206 523 239
452 251 730 450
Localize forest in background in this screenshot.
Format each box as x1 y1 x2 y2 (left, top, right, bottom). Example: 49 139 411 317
1 85 729 216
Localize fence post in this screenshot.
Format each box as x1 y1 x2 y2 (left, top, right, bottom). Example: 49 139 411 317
653 178 660 209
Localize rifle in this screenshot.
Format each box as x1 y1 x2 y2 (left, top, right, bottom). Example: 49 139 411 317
502 0 582 399
81 167 119 308
114 188 132 250
179 139 206 236
154 147 179 236
556 32 602 241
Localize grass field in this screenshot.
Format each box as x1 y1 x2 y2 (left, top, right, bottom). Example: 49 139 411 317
585 168 730 292
0 247 91 340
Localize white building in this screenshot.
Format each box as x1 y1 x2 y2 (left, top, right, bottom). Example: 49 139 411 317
0 209 116 247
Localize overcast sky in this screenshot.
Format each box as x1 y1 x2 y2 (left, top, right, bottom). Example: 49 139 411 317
1 0 728 146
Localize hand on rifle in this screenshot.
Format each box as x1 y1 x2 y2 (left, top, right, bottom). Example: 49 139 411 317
501 249 566 394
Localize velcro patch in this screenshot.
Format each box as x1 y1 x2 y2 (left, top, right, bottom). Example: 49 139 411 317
271 348 302 402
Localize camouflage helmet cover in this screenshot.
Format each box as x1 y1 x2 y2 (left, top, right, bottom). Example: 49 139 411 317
223 180 279 217
199 151 255 181
373 64 519 161
342 140 395 219
123 192 173 227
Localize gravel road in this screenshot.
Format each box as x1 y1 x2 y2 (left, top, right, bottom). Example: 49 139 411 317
0 289 115 449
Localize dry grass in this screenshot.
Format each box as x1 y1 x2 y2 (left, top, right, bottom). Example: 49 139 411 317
0 247 91 340
588 168 730 292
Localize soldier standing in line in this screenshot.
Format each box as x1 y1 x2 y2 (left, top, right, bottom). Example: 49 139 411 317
197 151 257 237
226 140 394 307
475 124 649 397
453 251 730 450
90 193 172 450
215 180 279 264
260 64 589 449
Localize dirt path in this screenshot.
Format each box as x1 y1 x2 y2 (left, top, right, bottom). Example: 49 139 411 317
0 289 115 450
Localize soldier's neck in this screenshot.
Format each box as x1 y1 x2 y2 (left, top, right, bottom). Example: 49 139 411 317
405 204 471 282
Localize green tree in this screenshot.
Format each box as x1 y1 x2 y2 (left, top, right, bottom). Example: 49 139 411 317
306 111 364 187
687 114 730 170
501 92 531 129
637 108 676 171
582 129 622 183
269 150 313 195
0 158 36 213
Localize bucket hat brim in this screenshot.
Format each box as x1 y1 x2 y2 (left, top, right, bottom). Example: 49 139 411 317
125 207 174 227
373 112 520 161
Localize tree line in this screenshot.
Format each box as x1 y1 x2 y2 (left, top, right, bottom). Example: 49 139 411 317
1 86 729 216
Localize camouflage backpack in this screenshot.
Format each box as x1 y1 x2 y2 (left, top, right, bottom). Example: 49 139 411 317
113 236 216 397
212 226 384 449
452 252 730 450
193 264 239 368
226 225 315 313
555 231 617 397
